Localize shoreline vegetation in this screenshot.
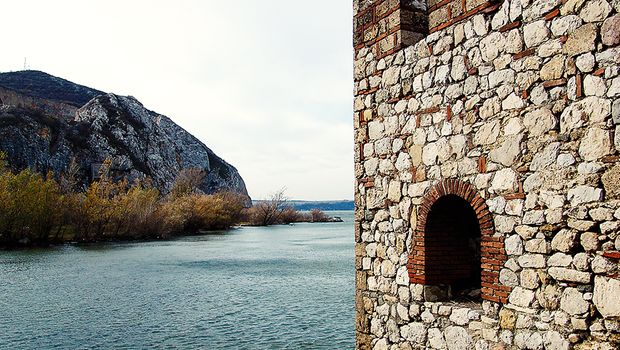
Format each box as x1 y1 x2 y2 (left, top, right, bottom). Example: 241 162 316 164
0 155 341 249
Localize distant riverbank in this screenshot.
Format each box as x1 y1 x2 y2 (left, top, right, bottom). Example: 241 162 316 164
0 155 343 249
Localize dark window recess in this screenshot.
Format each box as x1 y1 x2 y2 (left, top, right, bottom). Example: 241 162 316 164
424 195 481 302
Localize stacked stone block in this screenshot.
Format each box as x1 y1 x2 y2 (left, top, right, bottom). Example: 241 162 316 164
353 0 620 349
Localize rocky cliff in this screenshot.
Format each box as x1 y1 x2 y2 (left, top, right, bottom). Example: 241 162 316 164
0 70 249 198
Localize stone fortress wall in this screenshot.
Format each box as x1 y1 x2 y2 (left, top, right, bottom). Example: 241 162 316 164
353 0 620 349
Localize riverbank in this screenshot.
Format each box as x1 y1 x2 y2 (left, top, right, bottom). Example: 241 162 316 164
0 209 345 250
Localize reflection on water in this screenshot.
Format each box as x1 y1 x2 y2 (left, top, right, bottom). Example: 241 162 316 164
0 211 355 349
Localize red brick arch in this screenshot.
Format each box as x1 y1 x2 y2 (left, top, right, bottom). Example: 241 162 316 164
407 179 510 303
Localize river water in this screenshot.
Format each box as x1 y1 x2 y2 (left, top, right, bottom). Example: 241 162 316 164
0 211 355 349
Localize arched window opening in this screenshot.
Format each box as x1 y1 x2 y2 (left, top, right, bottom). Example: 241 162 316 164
408 179 507 304
424 194 481 302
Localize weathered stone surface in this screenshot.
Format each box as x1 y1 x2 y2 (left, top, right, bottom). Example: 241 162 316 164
592 256 616 274
489 69 515 88
539 39 563 58
552 229 578 252
560 97 612 133
580 0 612 22
602 15 620 46
428 328 447 349
584 75 607 97
495 215 517 233
499 308 516 330
568 219 596 231
506 200 524 216
400 322 426 344
609 77 620 98
500 268 519 287
538 284 562 310
523 20 549 48
450 308 470 326
540 56 565 81
524 0 562 21
568 186 604 206
492 168 519 193
575 53 595 73
590 208 615 221
506 235 524 255
549 253 573 267
573 253 591 271
480 32 505 62
520 269 541 289
593 276 620 318
518 254 546 268
368 121 385 140
543 330 570 350
580 232 600 251
505 29 524 54
445 326 473 350
602 165 620 199
509 287 536 307
352 1 620 346
490 135 522 166
549 267 591 283
382 66 400 86
563 24 598 56
373 338 388 350
601 221 620 235
531 142 560 171
502 93 525 110
388 180 402 202
551 15 583 36
560 288 589 315
524 108 556 135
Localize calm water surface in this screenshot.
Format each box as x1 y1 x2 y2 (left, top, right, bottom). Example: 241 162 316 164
0 211 355 349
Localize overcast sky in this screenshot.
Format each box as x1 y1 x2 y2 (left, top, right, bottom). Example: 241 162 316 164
0 0 354 200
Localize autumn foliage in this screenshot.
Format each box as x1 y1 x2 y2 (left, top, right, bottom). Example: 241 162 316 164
0 156 247 247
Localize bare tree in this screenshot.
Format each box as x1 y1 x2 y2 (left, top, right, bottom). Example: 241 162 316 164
251 188 289 226
310 209 329 222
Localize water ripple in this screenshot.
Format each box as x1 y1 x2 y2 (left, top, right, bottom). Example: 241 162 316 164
0 211 355 349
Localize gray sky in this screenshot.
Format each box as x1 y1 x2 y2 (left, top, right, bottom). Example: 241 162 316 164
0 0 354 200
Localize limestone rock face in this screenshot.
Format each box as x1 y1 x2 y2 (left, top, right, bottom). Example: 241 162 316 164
0 71 249 199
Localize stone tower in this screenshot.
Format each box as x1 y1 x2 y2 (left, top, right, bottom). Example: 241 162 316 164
353 0 620 349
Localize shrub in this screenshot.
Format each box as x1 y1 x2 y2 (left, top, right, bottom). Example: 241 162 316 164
310 209 329 222
0 166 63 245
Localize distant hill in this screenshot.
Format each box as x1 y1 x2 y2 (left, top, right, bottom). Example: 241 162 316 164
252 200 354 211
292 200 354 211
0 70 103 107
0 70 249 199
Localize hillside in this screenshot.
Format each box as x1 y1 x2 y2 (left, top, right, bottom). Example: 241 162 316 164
0 70 103 107
0 70 249 198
